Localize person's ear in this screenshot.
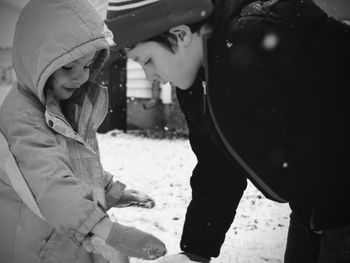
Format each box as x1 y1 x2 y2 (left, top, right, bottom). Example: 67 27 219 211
169 25 192 47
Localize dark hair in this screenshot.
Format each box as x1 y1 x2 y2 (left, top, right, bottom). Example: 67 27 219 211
144 16 212 53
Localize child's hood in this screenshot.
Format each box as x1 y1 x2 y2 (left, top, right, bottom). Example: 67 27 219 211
12 0 111 105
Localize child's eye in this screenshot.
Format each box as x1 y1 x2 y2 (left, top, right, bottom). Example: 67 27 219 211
84 63 93 70
144 58 151 65
62 66 73 70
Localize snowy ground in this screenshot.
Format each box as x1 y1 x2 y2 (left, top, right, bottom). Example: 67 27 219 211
98 130 292 263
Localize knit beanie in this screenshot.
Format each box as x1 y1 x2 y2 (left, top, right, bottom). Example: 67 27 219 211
105 0 214 50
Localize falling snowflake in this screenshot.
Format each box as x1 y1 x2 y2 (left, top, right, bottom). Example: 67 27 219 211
262 33 279 51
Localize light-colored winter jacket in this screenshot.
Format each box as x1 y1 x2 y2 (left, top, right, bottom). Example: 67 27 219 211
0 0 124 262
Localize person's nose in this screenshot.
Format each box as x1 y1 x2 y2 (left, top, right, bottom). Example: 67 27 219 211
143 67 156 84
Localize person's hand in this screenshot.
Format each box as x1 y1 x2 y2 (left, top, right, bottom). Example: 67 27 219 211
116 189 155 208
106 221 167 260
158 253 210 263
83 235 130 263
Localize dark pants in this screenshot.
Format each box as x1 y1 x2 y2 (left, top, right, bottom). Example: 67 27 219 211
284 212 350 263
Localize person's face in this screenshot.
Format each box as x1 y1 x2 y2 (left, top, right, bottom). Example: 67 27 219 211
126 26 203 90
47 53 95 101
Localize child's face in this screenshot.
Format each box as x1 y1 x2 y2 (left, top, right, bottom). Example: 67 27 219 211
47 53 95 101
126 36 202 90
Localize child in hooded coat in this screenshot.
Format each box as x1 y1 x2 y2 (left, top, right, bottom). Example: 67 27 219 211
0 0 166 262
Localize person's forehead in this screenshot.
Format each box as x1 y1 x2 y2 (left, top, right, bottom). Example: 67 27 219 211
125 42 163 57
125 43 148 58
70 52 96 64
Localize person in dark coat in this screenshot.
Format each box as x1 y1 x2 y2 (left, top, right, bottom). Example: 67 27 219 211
105 0 350 262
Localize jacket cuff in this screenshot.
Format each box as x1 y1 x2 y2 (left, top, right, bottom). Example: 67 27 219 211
71 207 107 245
103 171 115 190
105 181 126 209
180 252 210 262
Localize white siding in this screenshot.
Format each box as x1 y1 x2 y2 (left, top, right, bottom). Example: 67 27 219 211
126 59 153 98
160 83 172 104
126 59 173 103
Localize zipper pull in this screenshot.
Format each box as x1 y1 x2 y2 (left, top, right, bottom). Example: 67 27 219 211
202 81 207 115
202 80 207 95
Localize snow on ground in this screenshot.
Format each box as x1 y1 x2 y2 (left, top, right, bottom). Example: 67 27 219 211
98 130 292 263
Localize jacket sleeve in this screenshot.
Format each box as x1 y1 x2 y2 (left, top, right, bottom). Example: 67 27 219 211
7 112 107 244
180 118 247 259
104 170 126 210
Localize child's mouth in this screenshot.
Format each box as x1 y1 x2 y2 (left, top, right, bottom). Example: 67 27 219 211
62 86 79 91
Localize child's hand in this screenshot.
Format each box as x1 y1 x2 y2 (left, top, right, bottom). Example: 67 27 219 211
106 222 167 260
116 189 155 208
158 253 210 263
84 222 167 260
83 236 130 263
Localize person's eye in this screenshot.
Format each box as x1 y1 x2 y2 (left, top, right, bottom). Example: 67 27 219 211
144 58 151 65
62 66 73 70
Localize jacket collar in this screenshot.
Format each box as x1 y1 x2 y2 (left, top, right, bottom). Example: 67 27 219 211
44 83 108 154
212 0 255 29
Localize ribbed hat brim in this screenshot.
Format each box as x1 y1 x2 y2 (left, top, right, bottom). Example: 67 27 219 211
105 0 214 51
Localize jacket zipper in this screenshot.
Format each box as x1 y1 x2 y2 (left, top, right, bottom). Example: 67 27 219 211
201 34 287 203
205 81 287 202
202 81 207 115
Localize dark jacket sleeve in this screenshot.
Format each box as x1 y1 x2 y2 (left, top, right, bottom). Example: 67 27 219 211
180 117 247 258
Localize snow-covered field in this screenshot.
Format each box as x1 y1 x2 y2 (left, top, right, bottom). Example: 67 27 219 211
98 130 292 263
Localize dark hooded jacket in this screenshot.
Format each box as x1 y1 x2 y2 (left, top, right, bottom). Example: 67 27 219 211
177 0 349 259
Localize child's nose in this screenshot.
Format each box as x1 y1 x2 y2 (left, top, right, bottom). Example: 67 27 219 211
74 70 89 85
